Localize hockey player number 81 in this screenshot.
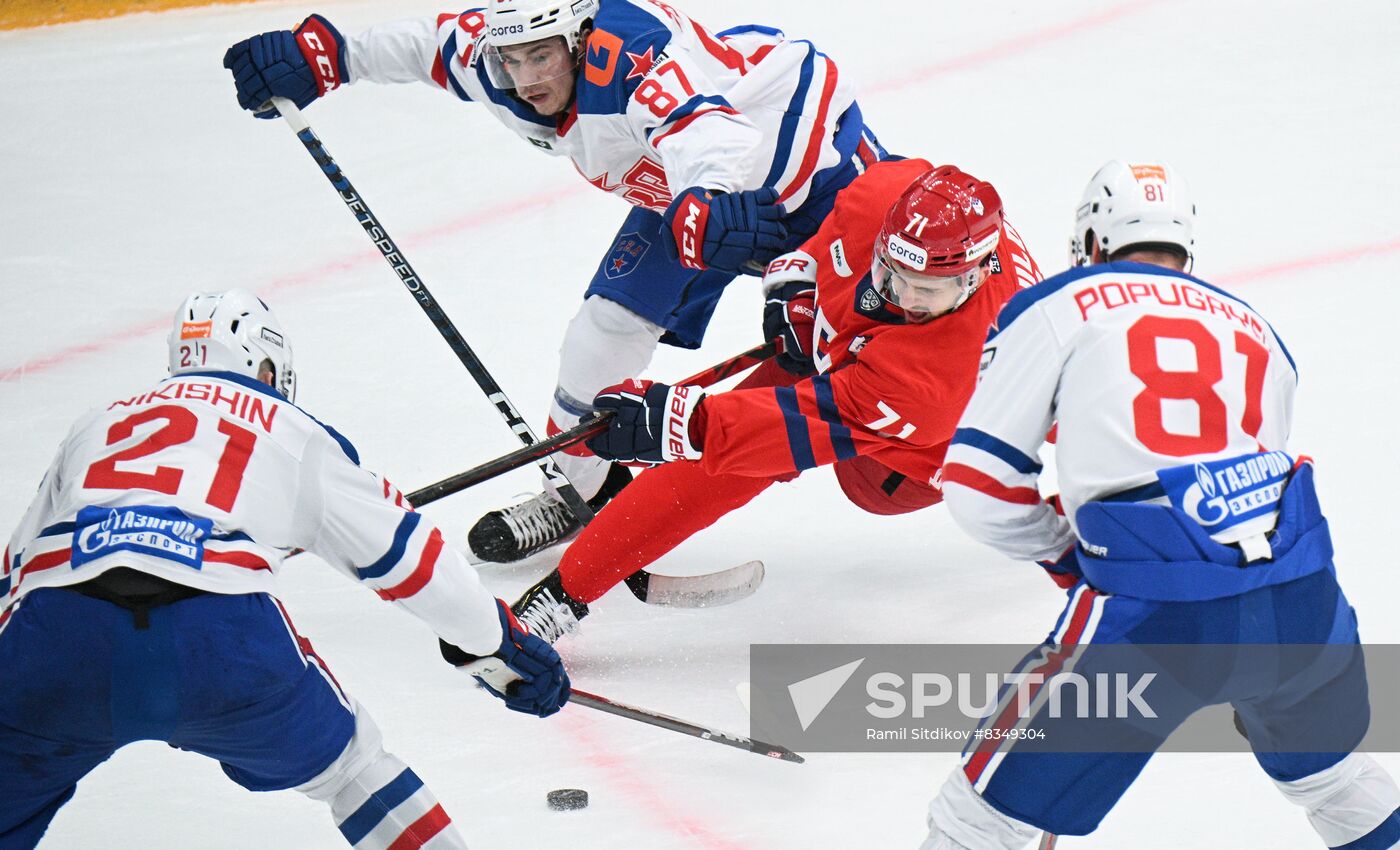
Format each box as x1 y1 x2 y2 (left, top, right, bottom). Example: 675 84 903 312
1126 316 1268 456
83 405 258 512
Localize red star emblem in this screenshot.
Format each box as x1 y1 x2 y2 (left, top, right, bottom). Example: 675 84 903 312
625 47 656 81
612 257 627 271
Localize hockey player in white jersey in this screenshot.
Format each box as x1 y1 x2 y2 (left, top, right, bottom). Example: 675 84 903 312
919 162 1400 848
0 291 569 849
223 0 890 563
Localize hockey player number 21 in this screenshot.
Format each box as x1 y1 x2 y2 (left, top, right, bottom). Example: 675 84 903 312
83 405 257 511
1126 316 1268 456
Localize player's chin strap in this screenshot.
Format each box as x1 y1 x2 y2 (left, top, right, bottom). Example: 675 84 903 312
265 97 773 608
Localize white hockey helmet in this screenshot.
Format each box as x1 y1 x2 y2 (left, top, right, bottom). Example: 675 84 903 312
1071 160 1195 268
168 289 296 402
481 0 599 90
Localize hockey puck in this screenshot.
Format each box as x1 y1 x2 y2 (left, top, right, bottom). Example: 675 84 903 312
546 789 589 811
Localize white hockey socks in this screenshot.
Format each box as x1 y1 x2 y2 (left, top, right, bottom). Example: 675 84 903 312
1274 753 1400 848
548 295 662 500
297 708 467 849
921 769 1041 850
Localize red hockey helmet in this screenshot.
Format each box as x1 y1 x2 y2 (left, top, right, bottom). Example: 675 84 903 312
872 165 1004 321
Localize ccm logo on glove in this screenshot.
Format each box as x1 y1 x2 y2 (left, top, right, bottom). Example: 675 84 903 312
297 16 344 94
679 197 709 269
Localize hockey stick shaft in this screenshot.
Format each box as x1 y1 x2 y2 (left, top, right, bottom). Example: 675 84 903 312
570 688 805 763
269 97 598 527
405 340 778 508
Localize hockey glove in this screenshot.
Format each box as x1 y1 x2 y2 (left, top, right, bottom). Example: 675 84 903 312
763 281 818 376
446 600 570 718
1038 544 1082 590
223 14 347 118
661 186 788 273
587 379 705 465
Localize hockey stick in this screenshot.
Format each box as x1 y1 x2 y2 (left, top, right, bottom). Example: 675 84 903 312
462 656 803 762
571 688 805 763
404 340 778 507
267 97 725 607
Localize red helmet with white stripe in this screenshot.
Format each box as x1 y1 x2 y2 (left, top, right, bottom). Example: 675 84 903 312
872 165 1004 321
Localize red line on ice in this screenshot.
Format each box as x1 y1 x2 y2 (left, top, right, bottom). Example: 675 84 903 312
863 0 1171 97
553 708 757 850
0 0 1390 384
1213 236 1400 286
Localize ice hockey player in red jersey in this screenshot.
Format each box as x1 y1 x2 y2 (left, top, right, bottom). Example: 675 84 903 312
504 160 1041 642
0 291 568 849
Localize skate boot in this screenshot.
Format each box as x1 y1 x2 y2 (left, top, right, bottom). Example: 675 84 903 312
511 569 591 645
468 462 631 563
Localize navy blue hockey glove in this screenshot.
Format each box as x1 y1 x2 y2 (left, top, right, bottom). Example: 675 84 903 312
662 186 788 273
587 379 705 465
223 14 347 118
471 600 570 718
1038 544 1082 590
763 281 818 376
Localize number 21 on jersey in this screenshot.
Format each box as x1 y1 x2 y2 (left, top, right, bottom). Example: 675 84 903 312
84 405 258 512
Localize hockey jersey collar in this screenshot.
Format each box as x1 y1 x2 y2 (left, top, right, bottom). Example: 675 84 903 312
853 275 907 325
168 371 361 465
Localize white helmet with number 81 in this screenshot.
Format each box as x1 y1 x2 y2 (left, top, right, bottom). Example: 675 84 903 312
168 289 296 403
1071 160 1196 269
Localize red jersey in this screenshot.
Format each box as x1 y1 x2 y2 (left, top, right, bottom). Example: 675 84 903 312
697 158 1042 483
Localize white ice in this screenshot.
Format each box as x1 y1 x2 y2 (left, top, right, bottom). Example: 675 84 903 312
3 0 1400 847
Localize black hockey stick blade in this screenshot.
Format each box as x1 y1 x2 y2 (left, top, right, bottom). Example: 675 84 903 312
569 687 805 764
622 560 765 607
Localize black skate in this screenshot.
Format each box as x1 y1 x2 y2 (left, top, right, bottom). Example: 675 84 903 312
511 569 591 645
468 462 632 563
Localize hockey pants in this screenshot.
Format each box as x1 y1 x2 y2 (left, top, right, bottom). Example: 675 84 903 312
0 587 467 849
557 359 943 603
922 569 1400 848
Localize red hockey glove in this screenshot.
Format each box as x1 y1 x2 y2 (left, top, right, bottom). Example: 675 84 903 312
763 281 818 376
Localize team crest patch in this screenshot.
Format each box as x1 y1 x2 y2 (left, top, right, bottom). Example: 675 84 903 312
71 505 213 571
605 231 651 279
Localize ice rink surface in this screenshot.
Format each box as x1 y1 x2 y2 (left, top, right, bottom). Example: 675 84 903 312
3 0 1400 846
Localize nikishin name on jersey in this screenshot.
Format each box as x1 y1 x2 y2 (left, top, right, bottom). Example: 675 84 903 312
1073 279 1267 342
109 382 280 433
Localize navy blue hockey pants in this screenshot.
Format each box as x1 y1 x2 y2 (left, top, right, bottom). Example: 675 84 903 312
0 587 355 849
964 566 1386 837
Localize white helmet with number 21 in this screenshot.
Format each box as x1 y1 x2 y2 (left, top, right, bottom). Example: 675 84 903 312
1071 160 1196 269
168 289 296 402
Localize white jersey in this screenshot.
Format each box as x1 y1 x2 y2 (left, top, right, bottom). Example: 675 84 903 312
943 261 1299 562
2 371 503 655
344 0 861 212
